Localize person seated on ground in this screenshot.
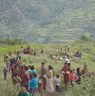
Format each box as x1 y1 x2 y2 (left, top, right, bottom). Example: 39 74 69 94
23 48 27 54
23 47 32 55
54 75 61 93
26 47 30 54
38 76 44 96
27 47 32 55
75 51 81 58
76 67 82 84
18 84 31 96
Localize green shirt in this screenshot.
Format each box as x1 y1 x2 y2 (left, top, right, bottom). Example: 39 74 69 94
18 91 31 96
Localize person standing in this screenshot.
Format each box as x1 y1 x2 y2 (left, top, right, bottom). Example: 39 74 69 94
69 70 78 86
76 67 82 84
40 62 47 89
30 65 37 76
28 74 39 96
3 67 8 80
38 76 44 96
54 75 61 93
46 65 55 94
61 64 70 85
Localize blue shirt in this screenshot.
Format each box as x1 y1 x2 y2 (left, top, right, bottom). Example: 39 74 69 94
28 77 39 90
30 69 37 75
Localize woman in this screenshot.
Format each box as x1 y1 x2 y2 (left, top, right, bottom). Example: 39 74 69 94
28 74 39 96
69 70 78 86
46 65 55 93
61 63 70 85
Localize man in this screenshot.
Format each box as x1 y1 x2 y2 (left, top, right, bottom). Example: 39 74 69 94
18 84 31 96
40 62 47 89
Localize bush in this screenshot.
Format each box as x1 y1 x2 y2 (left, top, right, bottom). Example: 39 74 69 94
0 38 26 46
80 35 90 41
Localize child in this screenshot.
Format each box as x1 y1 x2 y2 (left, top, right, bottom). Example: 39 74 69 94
18 84 31 96
54 75 61 93
38 76 44 96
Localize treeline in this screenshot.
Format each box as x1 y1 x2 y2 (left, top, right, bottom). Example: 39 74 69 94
0 38 27 46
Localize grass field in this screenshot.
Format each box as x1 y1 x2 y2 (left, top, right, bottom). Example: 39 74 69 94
0 40 95 96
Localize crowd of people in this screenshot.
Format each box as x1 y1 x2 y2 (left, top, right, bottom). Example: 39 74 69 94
3 48 89 96
22 46 45 56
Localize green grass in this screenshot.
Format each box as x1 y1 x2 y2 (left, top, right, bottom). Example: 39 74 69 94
0 40 95 96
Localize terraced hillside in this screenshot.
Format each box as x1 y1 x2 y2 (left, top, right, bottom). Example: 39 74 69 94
0 0 95 43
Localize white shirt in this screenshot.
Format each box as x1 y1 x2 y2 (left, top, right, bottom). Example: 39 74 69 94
54 77 61 86
65 57 71 63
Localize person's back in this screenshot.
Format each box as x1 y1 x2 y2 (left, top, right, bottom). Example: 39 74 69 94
70 71 78 81
30 77 39 90
30 65 37 75
28 74 39 96
31 69 37 75
32 77 39 90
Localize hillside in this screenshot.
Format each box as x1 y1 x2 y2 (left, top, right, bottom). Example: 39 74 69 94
0 40 95 96
0 0 95 43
